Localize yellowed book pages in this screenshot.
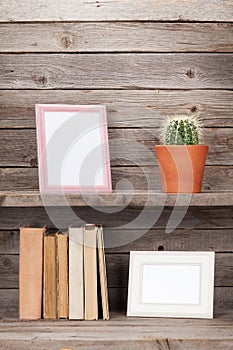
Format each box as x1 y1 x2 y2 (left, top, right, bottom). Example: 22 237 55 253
69 227 84 320
43 235 57 319
56 233 68 319
84 224 98 320
97 226 109 320
19 227 46 320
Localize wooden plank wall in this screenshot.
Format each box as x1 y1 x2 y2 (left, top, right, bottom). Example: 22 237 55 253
0 1 233 317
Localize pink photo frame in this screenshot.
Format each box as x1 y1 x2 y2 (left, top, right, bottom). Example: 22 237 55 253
35 104 112 193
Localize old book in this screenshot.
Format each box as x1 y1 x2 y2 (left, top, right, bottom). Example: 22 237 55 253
69 227 84 320
43 234 57 319
97 225 109 320
56 232 68 319
84 224 98 320
19 227 46 320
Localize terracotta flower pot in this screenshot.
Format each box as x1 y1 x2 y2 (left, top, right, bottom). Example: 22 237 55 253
155 145 208 193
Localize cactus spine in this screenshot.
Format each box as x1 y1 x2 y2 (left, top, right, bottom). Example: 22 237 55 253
162 115 202 145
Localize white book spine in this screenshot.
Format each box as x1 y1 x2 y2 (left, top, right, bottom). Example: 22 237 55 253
84 225 98 320
69 227 84 320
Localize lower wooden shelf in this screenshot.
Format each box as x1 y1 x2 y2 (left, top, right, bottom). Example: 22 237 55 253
1 191 233 207
0 310 233 349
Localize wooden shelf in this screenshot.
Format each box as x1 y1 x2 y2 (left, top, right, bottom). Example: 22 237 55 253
0 191 233 207
0 311 233 349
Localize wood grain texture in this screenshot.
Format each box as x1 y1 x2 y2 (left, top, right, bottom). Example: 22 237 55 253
1 322 232 350
0 314 233 350
0 289 18 318
0 168 39 191
0 0 233 341
1 312 233 324
112 166 233 193
1 0 233 21
0 166 233 192
1 228 233 255
1 90 233 128
105 229 233 253
0 287 232 318
0 307 232 350
1 191 233 207
1 54 233 89
0 255 18 288
0 312 233 350
0 128 232 167
1 23 233 53
1 253 232 289
0 207 233 230
108 286 233 311
1 338 232 350
0 335 232 350
0 231 19 254
105 253 233 287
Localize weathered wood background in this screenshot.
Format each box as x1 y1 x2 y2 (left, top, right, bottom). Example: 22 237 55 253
0 1 233 319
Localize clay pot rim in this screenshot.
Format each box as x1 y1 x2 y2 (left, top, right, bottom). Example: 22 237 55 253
155 144 208 148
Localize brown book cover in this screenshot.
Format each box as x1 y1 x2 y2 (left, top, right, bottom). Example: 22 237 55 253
19 227 46 320
84 224 98 320
43 234 57 319
97 225 109 320
56 232 68 319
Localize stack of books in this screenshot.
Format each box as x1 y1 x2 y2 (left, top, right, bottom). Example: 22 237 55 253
19 225 109 320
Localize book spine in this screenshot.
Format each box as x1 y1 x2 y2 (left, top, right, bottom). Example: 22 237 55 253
69 227 84 320
19 227 45 320
57 233 68 319
43 235 57 319
97 226 109 320
84 225 98 320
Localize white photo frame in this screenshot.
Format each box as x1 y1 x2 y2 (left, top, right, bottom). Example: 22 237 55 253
127 251 215 319
36 104 112 193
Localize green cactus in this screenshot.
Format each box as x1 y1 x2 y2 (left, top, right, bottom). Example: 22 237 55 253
161 115 202 145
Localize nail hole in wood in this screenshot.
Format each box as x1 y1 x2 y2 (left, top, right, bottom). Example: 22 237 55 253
61 35 74 49
190 106 197 113
30 158 37 167
185 69 195 79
